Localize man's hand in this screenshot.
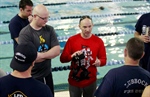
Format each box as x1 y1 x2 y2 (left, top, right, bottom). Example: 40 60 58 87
92 58 101 67
140 34 150 43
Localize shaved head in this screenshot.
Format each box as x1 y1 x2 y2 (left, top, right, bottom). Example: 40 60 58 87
33 4 49 17
30 4 50 28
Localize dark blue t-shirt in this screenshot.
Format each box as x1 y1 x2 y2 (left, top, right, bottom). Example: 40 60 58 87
135 13 150 72
94 65 150 97
9 14 29 52
0 74 53 97
135 13 150 34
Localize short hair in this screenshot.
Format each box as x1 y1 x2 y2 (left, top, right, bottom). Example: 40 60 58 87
79 15 92 24
19 0 33 10
126 37 144 60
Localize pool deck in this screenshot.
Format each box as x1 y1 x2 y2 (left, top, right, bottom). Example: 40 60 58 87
55 91 69 97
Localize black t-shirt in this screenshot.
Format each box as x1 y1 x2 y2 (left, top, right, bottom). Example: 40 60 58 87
19 25 59 78
135 13 150 71
135 13 150 34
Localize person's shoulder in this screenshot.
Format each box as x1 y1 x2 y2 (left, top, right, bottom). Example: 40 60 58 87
143 13 150 16
67 34 80 42
92 34 99 38
139 67 150 76
92 34 103 41
20 25 30 32
68 33 80 39
107 65 125 74
104 66 127 80
10 14 18 20
9 14 20 23
34 79 50 89
0 74 10 82
45 24 53 27
33 79 52 94
139 13 150 19
43 25 56 33
45 25 54 30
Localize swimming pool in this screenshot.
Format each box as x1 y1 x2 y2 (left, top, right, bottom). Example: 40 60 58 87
0 0 149 91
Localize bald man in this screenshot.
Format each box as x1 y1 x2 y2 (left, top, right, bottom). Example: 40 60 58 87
18 4 60 97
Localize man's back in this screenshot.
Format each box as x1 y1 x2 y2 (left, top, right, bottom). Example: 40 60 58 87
95 65 150 97
0 74 52 97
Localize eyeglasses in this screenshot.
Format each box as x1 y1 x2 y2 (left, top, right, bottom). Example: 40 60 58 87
36 15 50 21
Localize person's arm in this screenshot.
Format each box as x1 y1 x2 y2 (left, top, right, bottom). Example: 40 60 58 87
134 31 141 38
14 37 19 43
9 15 28 43
134 31 150 43
36 45 60 62
93 39 107 67
9 22 20 43
60 38 73 63
142 85 150 97
36 26 60 61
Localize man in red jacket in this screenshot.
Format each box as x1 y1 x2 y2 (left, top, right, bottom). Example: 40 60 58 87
60 15 107 97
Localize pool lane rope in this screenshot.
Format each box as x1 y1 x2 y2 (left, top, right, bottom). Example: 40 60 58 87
51 59 124 72
5 59 124 75
0 30 135 45
0 0 146 8
0 11 148 24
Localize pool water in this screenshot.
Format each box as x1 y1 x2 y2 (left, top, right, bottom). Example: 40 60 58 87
0 0 149 91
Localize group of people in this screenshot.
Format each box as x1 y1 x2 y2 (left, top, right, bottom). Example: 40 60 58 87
0 0 150 97
1 0 60 97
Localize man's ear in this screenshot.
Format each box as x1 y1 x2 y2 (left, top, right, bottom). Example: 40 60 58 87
78 24 80 29
32 61 35 67
140 52 145 59
20 8 23 12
